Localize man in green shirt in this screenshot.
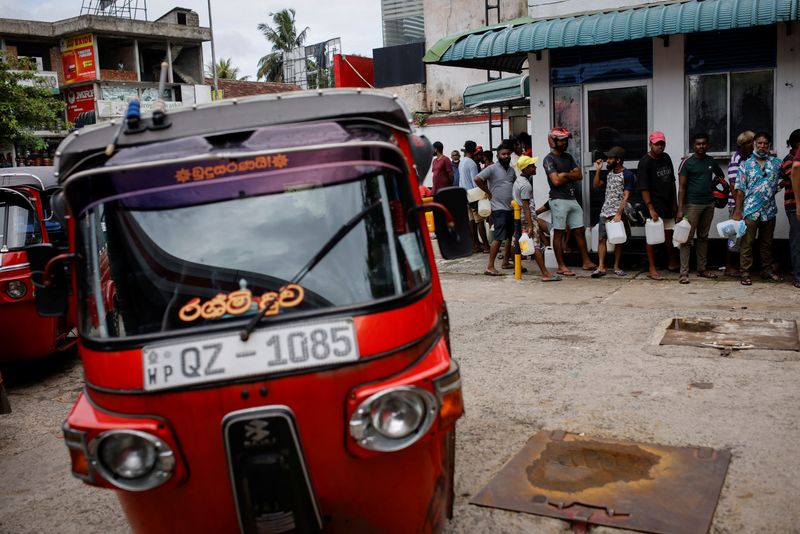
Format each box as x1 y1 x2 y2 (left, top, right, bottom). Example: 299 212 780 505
677 132 727 284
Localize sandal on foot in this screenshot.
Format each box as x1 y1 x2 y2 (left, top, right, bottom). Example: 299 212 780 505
679 274 690 284
542 275 562 282
697 270 718 279
741 276 752 286
590 269 606 278
614 270 628 277
483 270 503 277
763 273 784 282
557 270 576 277
646 273 664 281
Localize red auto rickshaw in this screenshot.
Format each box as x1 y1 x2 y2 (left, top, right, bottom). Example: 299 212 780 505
29 90 471 533
0 167 75 362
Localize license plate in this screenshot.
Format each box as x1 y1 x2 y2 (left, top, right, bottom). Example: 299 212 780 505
143 319 359 391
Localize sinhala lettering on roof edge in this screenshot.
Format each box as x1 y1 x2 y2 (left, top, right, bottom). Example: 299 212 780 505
425 0 800 73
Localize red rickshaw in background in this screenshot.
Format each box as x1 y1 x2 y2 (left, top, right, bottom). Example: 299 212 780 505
1 167 76 413
28 90 472 532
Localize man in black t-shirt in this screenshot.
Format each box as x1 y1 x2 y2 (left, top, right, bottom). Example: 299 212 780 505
637 131 679 280
541 127 596 275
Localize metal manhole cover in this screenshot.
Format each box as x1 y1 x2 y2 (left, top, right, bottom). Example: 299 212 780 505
470 430 730 534
660 318 799 351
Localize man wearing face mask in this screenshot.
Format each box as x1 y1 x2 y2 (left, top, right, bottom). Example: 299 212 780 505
733 131 784 285
724 131 755 277
474 140 517 275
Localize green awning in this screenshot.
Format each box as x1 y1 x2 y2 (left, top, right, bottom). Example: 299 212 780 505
463 75 529 108
425 0 800 73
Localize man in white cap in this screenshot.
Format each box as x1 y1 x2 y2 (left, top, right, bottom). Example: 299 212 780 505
514 155 561 281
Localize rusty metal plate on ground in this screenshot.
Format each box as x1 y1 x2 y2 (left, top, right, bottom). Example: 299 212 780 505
470 430 730 534
660 318 799 351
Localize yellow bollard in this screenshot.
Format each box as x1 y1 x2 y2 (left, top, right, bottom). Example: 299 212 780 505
423 196 435 233
511 200 522 280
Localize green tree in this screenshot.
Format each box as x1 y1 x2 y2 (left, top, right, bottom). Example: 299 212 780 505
256 8 308 82
0 56 65 148
205 57 250 81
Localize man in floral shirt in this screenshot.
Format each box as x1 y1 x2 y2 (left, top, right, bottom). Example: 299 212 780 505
733 131 783 285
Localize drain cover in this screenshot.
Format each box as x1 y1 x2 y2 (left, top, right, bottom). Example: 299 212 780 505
470 430 730 534
660 318 799 351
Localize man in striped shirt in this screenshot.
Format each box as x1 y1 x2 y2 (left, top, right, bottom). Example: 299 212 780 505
725 130 754 277
781 129 800 288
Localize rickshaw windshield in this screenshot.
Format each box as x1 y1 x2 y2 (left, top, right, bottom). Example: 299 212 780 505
77 164 430 339
0 194 41 251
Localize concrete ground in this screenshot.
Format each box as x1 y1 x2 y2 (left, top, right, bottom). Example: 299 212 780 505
441 251 800 533
1 251 798 533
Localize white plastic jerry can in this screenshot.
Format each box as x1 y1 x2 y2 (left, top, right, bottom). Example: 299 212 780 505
544 246 558 269
605 220 627 245
477 198 492 217
645 218 665 245
519 233 535 256
673 218 692 244
591 224 600 252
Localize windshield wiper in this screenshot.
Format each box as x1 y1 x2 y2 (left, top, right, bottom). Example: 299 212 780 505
240 200 382 341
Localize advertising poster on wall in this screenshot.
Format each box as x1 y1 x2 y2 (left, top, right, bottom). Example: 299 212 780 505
61 33 96 84
65 85 96 123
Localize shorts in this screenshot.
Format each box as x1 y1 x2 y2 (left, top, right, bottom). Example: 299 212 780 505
524 215 543 249
550 198 584 230
662 217 675 231
468 206 485 223
598 216 630 240
491 210 514 242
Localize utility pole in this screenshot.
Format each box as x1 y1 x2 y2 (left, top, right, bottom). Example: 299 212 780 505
207 0 218 98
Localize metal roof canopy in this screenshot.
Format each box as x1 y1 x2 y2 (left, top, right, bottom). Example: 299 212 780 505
424 0 800 73
0 167 58 190
463 75 529 109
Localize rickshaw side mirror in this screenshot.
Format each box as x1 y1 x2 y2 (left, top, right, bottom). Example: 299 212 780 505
49 191 68 226
431 187 473 259
25 244 68 317
409 134 433 184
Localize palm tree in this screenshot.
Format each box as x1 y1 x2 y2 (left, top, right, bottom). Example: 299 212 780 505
205 58 249 81
256 8 308 82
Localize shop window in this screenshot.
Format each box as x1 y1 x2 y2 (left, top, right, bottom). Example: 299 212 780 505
687 70 774 153
685 26 775 153
552 85 582 165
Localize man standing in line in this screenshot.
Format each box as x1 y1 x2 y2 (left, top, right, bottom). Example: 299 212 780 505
733 131 784 285
474 141 517 275
724 131 755 277
592 147 636 278
450 150 461 186
677 132 727 284
542 127 596 276
482 150 494 168
791 146 800 285
431 141 453 195
638 131 679 280
780 129 800 288
513 155 561 282
459 140 489 253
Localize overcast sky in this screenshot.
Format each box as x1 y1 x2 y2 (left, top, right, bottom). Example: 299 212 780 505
0 0 384 80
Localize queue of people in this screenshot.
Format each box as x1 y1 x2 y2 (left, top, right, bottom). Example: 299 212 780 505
430 126 800 287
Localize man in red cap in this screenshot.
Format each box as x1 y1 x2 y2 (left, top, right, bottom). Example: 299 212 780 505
542 127 596 275
637 131 679 280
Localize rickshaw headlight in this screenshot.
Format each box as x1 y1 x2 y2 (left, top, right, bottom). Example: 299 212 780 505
350 386 438 452
6 280 26 299
92 430 175 491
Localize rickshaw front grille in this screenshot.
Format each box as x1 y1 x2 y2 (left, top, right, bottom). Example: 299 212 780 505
223 408 322 534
